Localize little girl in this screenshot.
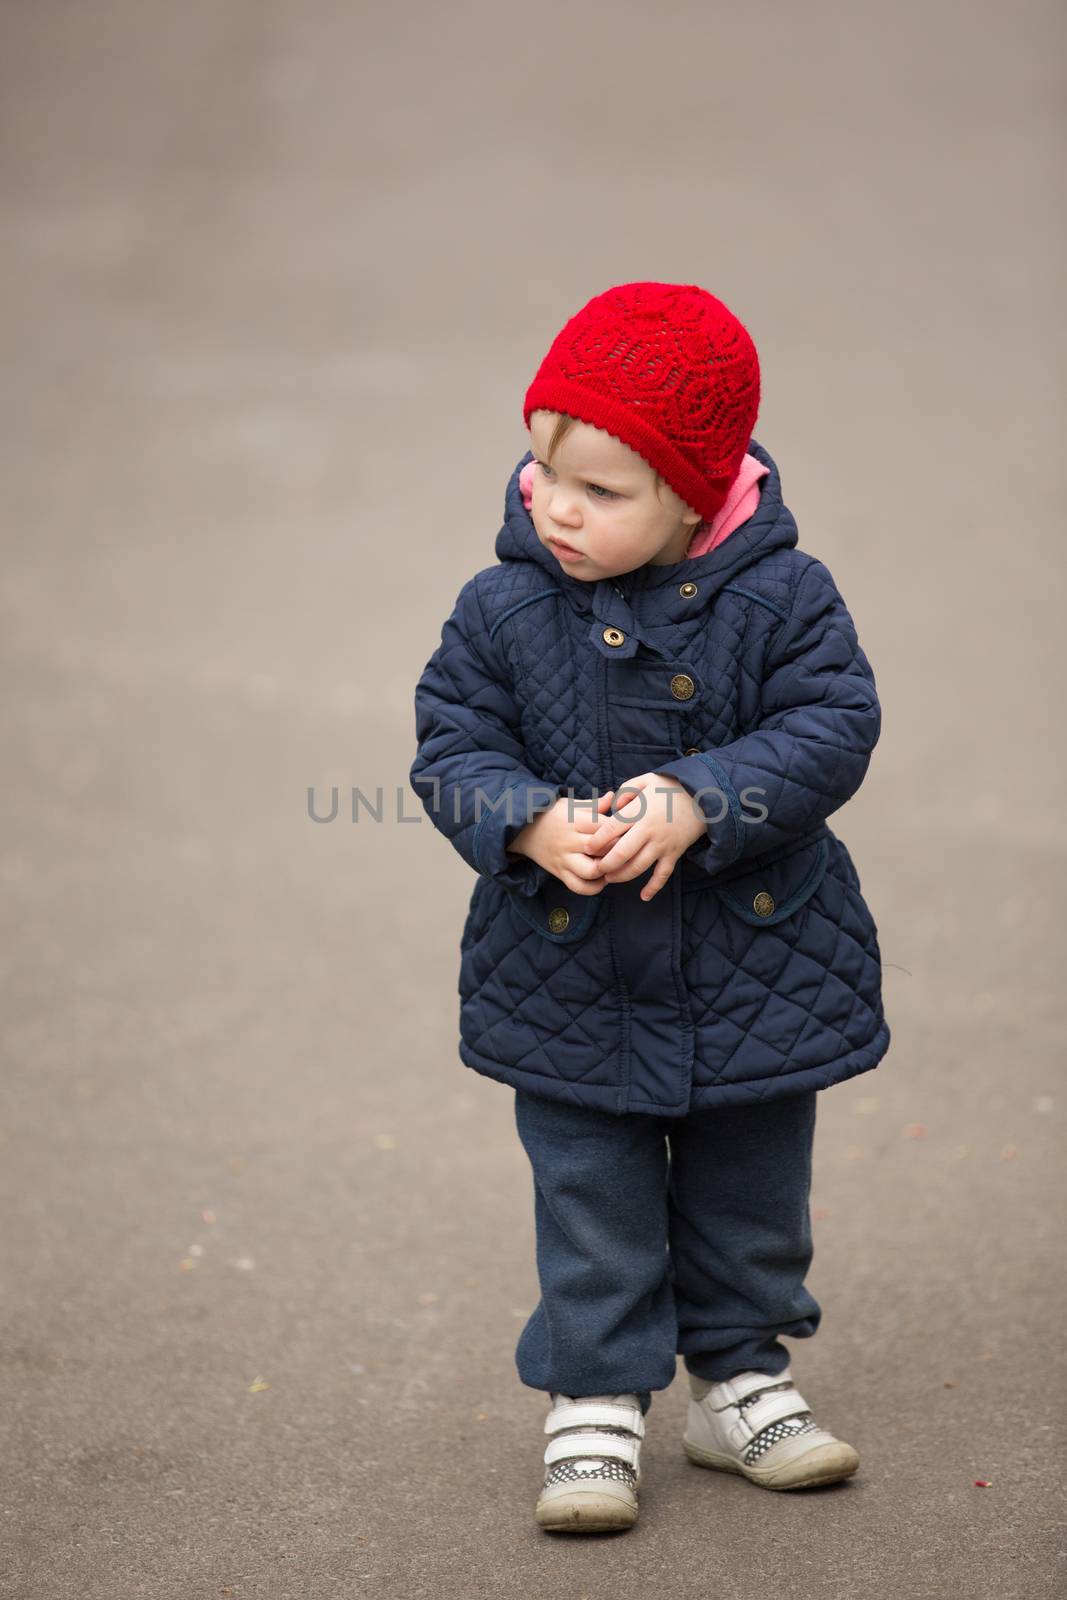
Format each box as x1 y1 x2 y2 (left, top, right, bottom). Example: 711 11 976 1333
409 281 890 1533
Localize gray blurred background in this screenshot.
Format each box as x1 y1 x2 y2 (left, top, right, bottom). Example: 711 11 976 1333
1 2 1064 1595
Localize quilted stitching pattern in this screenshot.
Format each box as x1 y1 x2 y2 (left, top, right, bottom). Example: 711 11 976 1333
410 438 890 1115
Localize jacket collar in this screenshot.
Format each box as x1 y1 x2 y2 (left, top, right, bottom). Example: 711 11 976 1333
495 438 796 604
493 437 798 649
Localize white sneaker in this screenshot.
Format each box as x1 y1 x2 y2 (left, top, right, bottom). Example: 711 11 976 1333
683 1366 859 1491
535 1392 645 1532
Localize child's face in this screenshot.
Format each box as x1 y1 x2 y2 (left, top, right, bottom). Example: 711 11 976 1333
527 410 702 580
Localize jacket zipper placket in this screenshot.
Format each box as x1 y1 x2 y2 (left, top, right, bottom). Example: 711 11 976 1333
611 566 695 1109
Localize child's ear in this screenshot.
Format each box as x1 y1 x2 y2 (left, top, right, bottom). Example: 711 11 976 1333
519 459 536 511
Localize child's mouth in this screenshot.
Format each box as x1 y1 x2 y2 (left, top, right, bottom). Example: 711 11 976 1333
549 537 583 562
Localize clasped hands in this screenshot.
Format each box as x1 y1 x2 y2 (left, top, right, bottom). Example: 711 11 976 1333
507 774 708 903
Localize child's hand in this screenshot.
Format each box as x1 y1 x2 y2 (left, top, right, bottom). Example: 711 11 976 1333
583 773 707 902
507 790 619 896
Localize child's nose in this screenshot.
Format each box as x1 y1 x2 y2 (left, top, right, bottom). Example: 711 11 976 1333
548 491 581 525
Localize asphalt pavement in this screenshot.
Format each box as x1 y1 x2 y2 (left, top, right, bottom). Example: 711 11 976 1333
1 2 1064 1596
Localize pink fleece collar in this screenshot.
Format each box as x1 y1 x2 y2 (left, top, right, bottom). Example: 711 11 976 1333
685 453 768 556
518 452 768 562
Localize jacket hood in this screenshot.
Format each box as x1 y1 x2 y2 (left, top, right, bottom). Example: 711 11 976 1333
494 436 798 608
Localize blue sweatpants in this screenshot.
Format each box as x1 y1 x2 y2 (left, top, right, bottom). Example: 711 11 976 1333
513 1088 822 1416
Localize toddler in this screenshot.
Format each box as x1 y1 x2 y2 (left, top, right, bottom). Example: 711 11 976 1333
409 281 889 1533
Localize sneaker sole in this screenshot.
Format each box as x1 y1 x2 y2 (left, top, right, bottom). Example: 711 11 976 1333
682 1435 859 1490
536 1482 639 1532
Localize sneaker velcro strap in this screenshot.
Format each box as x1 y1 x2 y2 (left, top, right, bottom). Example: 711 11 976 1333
543 1430 642 1470
544 1401 645 1439
733 1388 812 1442
711 1369 794 1407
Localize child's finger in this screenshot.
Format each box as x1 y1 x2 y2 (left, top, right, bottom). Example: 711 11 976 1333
573 790 615 836
567 850 606 882
639 857 675 902
560 871 605 896
612 790 645 817
584 817 630 857
596 832 642 876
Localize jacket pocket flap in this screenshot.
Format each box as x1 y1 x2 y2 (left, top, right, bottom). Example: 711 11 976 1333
712 836 830 927
507 877 603 942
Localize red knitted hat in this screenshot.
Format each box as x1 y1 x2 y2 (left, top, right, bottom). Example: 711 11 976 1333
523 281 761 523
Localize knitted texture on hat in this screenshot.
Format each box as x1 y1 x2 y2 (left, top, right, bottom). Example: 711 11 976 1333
523 282 760 523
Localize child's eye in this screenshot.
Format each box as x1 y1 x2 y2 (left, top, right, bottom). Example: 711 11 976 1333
536 462 616 501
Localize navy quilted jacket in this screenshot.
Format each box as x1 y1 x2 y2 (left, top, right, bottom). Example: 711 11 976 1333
409 439 890 1116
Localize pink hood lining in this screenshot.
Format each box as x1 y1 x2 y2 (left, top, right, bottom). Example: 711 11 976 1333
518 452 769 562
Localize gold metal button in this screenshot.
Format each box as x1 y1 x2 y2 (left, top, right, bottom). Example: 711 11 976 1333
684 746 700 757
752 891 775 918
679 581 698 598
670 673 695 700
547 907 570 933
602 627 626 647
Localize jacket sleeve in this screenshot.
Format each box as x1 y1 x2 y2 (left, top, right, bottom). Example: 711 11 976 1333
652 558 882 875
409 574 562 897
